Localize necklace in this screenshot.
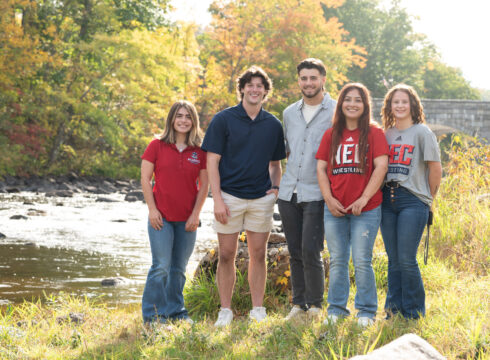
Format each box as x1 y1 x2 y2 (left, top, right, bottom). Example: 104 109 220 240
176 143 187 152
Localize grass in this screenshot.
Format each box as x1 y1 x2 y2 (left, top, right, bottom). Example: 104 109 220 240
0 133 488 359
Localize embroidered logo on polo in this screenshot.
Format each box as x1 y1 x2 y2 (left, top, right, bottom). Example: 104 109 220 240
187 152 201 165
395 136 402 141
346 136 354 142
388 144 414 175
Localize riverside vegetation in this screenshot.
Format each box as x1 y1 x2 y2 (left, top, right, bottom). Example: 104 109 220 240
0 135 488 359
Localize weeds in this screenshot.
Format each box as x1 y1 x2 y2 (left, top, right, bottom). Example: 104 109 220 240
0 134 488 359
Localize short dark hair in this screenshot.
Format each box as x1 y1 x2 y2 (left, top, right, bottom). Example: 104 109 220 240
236 66 273 102
296 58 327 76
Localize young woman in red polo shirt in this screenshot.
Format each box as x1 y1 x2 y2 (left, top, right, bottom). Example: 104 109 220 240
316 83 388 327
141 100 208 324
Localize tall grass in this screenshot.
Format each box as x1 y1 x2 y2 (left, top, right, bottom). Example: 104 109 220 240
0 133 488 359
432 134 489 274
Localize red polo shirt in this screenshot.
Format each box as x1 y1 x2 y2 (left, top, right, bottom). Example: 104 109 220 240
141 139 207 222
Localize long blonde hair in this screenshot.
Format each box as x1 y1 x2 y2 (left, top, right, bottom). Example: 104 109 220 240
158 100 203 146
381 84 425 129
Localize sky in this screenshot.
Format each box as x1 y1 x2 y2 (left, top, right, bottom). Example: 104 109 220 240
169 0 490 89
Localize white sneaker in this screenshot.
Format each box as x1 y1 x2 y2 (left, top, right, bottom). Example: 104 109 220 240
357 316 374 327
183 317 194 325
285 305 306 321
214 308 233 327
307 306 322 319
249 307 267 323
323 314 339 325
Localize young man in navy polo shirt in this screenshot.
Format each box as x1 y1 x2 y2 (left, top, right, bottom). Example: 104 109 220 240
202 66 286 326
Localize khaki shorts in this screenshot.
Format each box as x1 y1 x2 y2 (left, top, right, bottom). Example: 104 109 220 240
214 191 276 234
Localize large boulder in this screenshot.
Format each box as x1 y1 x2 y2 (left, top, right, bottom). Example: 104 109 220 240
194 233 329 292
350 333 446 360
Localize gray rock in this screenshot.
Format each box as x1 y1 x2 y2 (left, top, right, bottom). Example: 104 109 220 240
0 232 6 239
95 197 118 202
56 312 85 325
10 215 28 220
6 187 21 193
101 277 127 286
268 233 286 244
45 190 73 198
125 195 138 202
350 333 446 360
125 191 144 201
27 209 47 216
111 219 127 222
273 212 281 221
23 242 39 248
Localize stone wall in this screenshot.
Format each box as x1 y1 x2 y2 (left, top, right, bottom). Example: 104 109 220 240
372 99 490 141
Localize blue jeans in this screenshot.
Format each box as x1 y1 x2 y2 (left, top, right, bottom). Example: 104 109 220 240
381 186 429 319
324 205 381 319
142 219 196 323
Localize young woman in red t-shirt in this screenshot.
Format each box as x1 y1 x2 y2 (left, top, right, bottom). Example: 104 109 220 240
316 83 388 326
141 100 208 324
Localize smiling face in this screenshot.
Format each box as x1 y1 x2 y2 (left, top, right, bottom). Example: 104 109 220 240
341 88 364 122
173 107 193 135
391 90 411 121
298 68 325 100
241 76 267 106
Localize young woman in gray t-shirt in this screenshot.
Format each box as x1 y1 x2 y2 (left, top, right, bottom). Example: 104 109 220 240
380 84 442 319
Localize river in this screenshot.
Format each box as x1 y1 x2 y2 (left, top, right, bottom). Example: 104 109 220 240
0 192 219 306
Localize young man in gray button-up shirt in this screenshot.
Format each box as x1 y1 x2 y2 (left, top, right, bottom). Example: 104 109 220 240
277 58 336 320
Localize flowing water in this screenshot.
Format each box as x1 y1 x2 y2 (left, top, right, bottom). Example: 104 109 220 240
0 192 218 305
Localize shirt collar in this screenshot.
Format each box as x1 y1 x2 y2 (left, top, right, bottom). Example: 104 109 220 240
236 102 265 121
296 93 333 111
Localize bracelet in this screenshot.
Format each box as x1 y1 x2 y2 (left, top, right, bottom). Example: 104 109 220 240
271 186 279 190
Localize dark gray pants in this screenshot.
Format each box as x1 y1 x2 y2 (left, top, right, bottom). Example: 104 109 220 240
278 194 325 308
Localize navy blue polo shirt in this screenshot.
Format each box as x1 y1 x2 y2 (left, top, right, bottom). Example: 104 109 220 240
202 103 286 199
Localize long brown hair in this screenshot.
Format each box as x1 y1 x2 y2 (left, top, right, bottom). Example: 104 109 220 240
330 83 377 174
381 84 425 129
158 100 203 146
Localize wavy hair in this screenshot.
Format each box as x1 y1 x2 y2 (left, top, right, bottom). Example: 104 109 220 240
381 84 425 129
158 100 203 146
330 83 378 174
236 66 273 102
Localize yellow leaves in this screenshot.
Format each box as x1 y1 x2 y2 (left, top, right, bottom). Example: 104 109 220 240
284 270 291 277
427 61 435 71
276 276 288 286
209 249 216 256
239 232 246 242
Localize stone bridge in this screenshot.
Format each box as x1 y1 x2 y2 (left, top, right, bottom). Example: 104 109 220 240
372 99 490 141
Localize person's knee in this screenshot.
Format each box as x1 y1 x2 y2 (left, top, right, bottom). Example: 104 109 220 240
150 262 169 277
218 247 237 264
249 247 266 263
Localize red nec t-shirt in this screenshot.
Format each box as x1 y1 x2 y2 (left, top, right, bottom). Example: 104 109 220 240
141 139 207 222
316 125 389 213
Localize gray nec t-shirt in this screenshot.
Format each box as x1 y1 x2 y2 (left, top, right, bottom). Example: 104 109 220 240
385 124 441 205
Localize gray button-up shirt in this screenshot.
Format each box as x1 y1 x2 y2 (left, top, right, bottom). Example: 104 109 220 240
278 93 336 203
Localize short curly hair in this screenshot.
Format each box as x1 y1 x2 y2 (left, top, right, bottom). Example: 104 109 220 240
236 66 273 102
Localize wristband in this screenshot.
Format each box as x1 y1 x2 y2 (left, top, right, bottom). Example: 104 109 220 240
271 186 279 190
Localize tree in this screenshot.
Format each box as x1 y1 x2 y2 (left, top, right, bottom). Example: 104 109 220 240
323 0 480 99
0 0 203 177
197 0 365 119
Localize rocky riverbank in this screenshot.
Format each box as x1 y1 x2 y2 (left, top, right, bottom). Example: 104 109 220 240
0 174 144 202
